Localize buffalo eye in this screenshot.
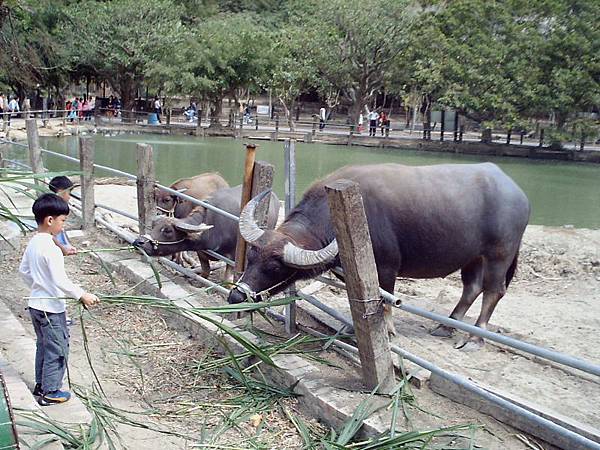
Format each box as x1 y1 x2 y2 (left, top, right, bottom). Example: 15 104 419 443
161 227 173 235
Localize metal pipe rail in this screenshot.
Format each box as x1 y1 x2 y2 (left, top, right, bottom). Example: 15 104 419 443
2 159 31 170
325 267 600 378
36 146 241 222
5 142 238 270
316 330 600 449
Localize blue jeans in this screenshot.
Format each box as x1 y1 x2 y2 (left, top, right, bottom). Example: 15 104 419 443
29 308 69 393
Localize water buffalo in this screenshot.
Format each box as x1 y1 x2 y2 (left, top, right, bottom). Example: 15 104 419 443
227 163 530 351
134 185 280 280
155 172 229 218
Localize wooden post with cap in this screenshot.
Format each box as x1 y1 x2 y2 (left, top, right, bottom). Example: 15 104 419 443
325 179 395 394
234 143 258 274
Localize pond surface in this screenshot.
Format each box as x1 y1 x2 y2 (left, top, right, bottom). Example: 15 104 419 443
6 133 600 228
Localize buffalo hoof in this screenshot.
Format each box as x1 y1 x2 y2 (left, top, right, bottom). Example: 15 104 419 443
455 336 484 352
430 324 455 338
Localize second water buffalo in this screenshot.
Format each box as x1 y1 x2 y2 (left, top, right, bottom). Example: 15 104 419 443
155 172 229 218
134 185 280 280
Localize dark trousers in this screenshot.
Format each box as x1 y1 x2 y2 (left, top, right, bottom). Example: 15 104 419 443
155 108 162 123
29 308 69 394
369 119 377 136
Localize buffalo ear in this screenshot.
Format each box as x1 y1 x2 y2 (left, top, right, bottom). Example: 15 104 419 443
173 220 213 234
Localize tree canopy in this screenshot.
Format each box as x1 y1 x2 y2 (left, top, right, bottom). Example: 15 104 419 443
1 0 598 141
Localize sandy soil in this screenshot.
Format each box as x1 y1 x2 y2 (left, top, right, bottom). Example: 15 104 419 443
315 225 600 429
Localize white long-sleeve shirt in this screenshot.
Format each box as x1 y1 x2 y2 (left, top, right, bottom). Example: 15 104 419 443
19 233 84 313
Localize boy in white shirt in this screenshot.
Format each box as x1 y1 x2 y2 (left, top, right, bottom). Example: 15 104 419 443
19 193 99 406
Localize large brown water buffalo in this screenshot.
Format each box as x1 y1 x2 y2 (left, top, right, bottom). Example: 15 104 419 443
155 172 229 218
227 163 530 351
134 185 280 280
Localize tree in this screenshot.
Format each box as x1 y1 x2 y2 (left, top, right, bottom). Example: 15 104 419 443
63 0 185 116
263 25 318 131
186 13 271 127
0 0 70 102
297 0 415 126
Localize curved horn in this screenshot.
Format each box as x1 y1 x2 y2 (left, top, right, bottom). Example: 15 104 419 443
239 189 271 244
282 239 338 269
173 220 213 233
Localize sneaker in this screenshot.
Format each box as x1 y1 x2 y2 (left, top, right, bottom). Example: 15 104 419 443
38 390 71 406
66 317 75 326
32 383 43 396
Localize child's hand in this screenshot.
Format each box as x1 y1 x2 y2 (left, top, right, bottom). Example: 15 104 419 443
80 293 99 308
66 247 78 256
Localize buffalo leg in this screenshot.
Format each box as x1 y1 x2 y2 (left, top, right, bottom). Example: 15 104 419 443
379 273 397 336
458 290 505 352
224 264 234 284
431 258 484 337
196 252 211 278
458 259 508 351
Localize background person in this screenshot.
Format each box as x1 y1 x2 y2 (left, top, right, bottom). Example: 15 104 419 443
7 96 19 126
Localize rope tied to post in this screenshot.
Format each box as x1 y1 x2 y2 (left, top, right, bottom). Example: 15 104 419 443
348 296 384 319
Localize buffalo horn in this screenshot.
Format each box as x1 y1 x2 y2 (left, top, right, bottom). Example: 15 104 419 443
173 220 213 233
239 189 271 244
282 239 338 268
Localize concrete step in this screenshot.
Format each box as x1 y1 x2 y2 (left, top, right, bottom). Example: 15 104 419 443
0 358 64 449
0 300 92 428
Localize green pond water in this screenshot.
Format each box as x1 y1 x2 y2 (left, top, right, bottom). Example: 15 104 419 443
7 133 600 228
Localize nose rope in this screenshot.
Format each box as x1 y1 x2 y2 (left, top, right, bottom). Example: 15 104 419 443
156 206 175 217
139 234 186 251
235 271 298 300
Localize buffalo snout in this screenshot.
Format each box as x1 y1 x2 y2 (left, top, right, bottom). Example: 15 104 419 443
132 236 156 255
227 289 247 304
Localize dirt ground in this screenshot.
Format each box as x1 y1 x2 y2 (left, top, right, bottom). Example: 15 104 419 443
1 181 598 449
316 225 600 428
0 231 326 449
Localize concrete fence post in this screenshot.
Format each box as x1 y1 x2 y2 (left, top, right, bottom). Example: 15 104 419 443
325 179 395 394
283 139 297 334
79 136 96 230
136 143 156 234
25 119 44 185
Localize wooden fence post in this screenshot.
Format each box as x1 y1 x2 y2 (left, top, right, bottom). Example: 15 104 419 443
79 136 96 230
136 143 156 234
284 139 297 334
234 144 258 274
325 180 395 394
250 161 274 227
25 119 44 185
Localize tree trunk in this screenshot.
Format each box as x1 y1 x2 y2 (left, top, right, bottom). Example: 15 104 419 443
209 96 223 128
279 96 295 132
119 76 136 123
